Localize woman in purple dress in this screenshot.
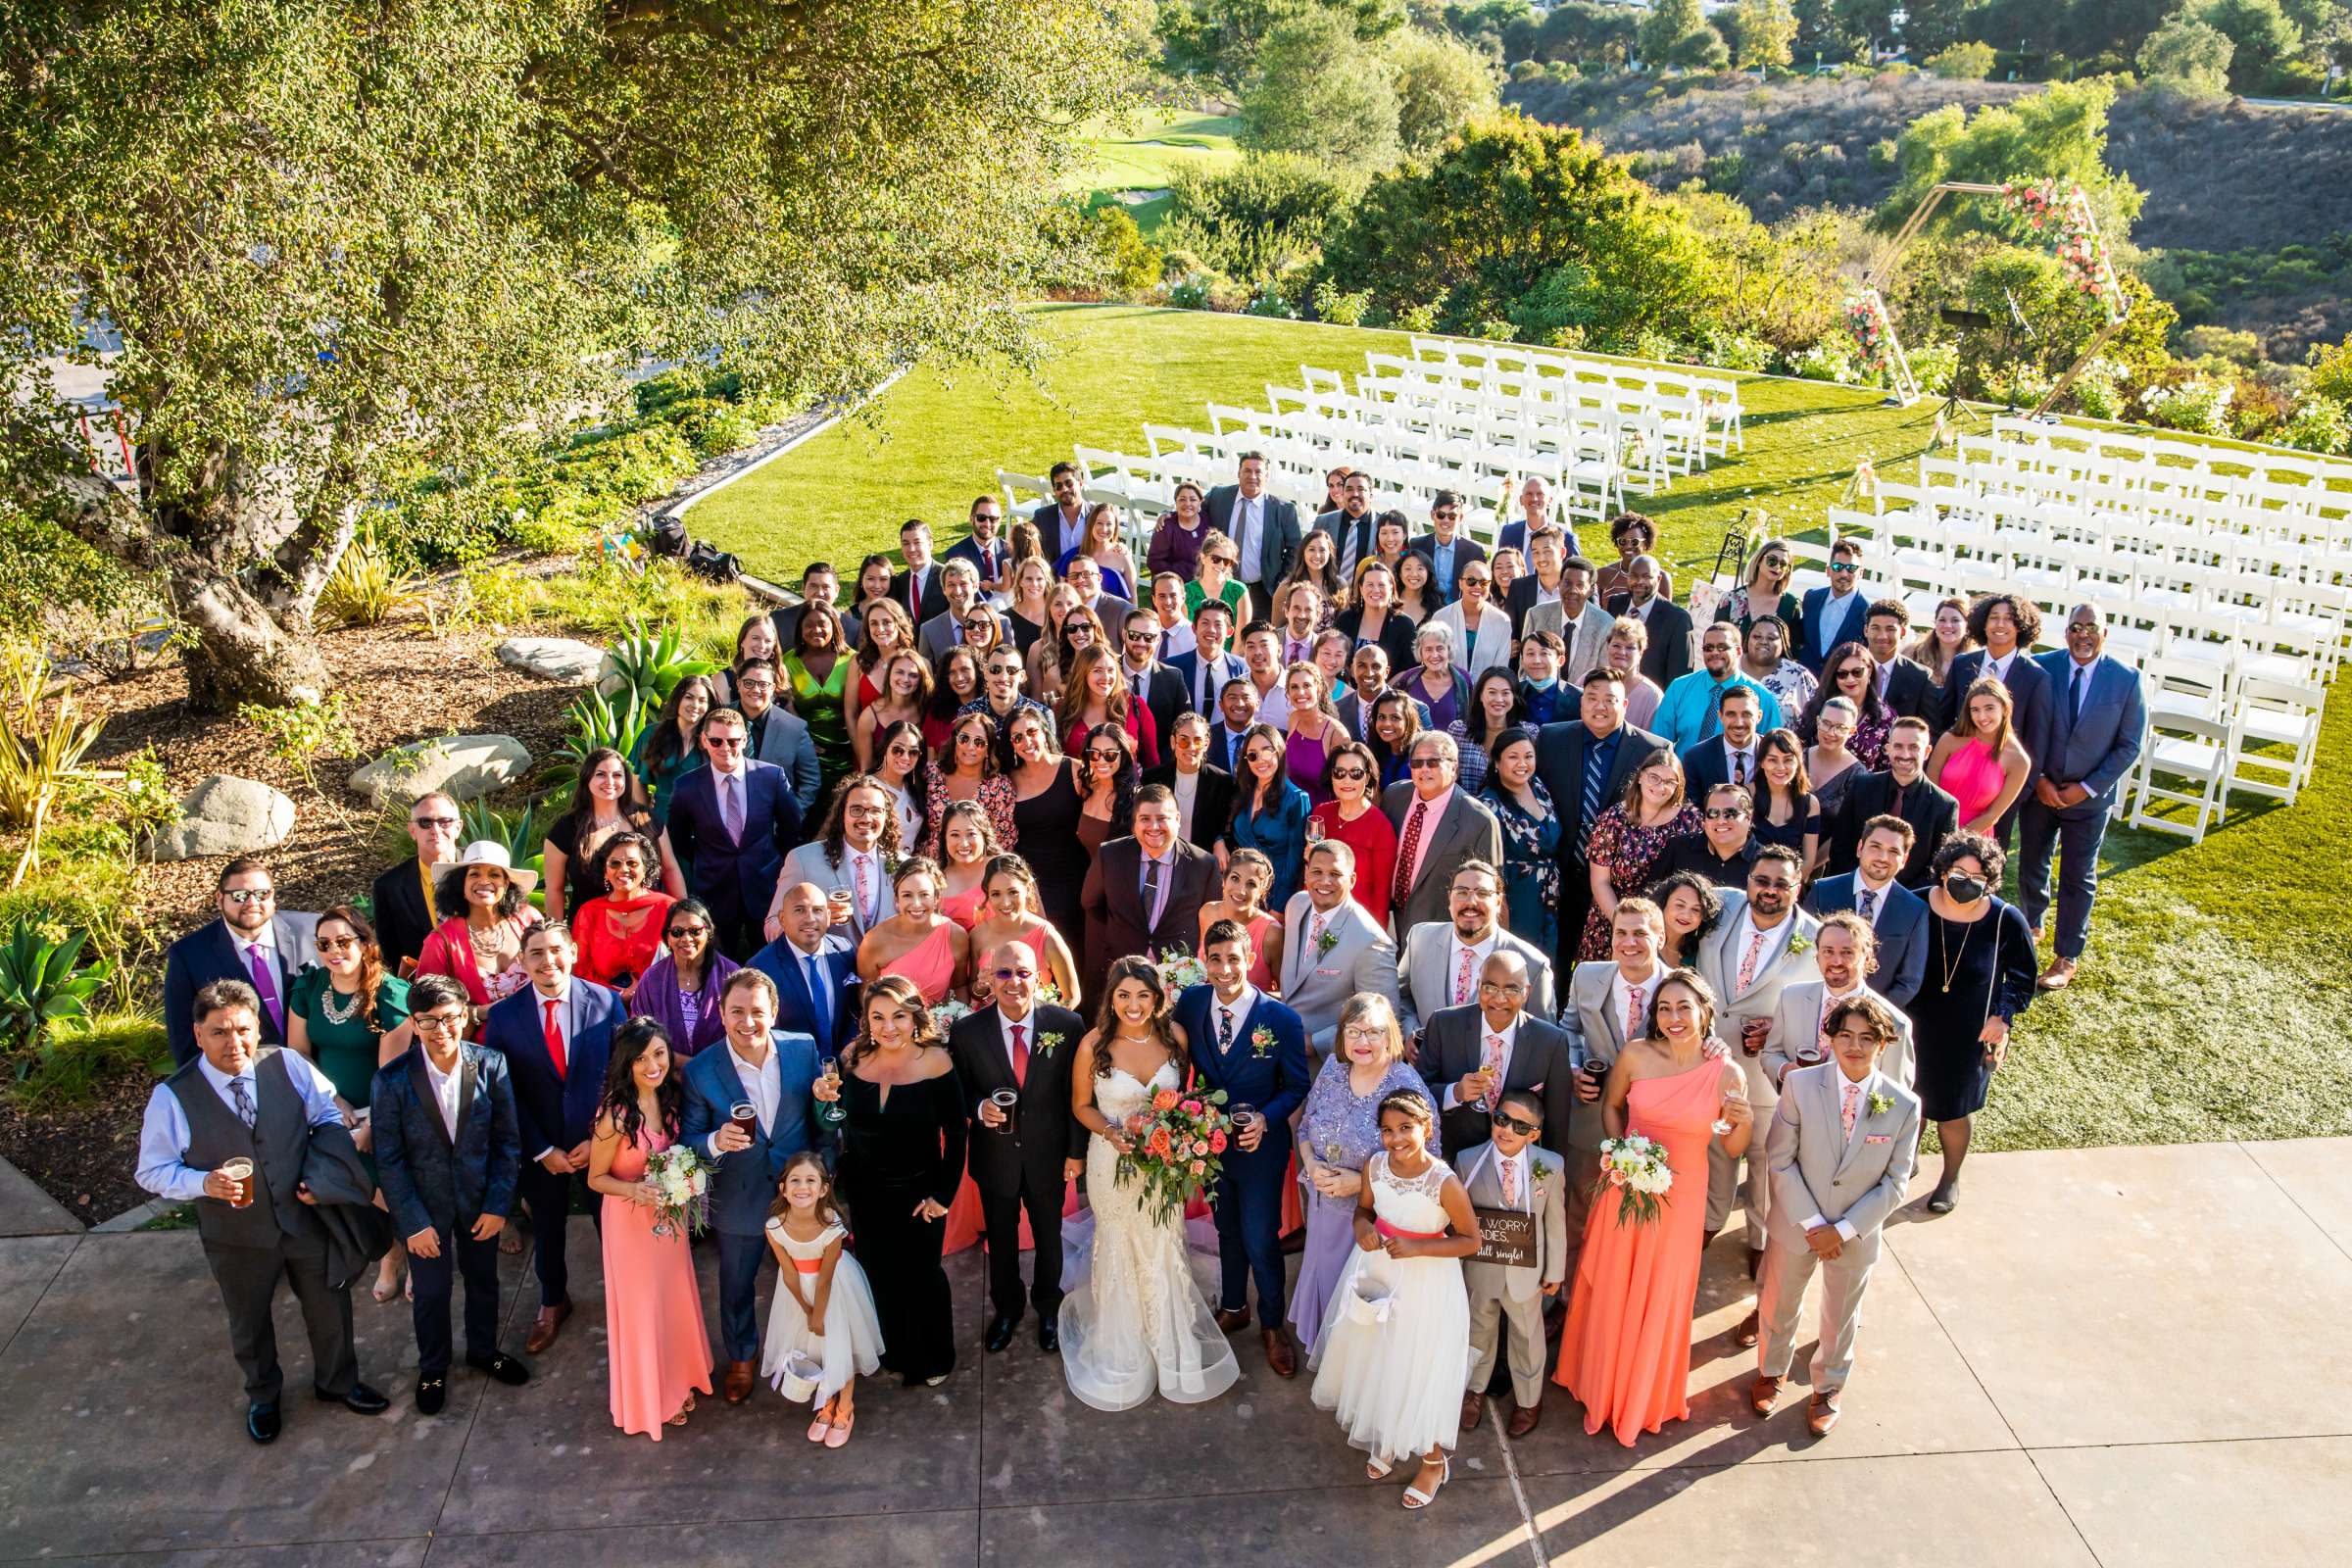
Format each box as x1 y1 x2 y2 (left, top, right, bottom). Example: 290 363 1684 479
1289 993 1438 1354
627 899 737 1057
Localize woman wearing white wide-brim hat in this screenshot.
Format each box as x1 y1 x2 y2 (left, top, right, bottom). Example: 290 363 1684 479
414 840 544 1022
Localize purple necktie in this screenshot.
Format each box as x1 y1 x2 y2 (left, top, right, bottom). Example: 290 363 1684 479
246 943 284 1036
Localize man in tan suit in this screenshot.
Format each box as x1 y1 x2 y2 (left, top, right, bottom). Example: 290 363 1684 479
1562 897 1670 1285
1750 994 1921 1437
1762 913 1915 1093
1456 1088 1568 1438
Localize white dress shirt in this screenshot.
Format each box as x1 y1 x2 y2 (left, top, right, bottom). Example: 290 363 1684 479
704 1038 781 1157
1253 675 1292 730
1442 1012 1517 1110
999 1004 1038 1077
1171 769 1200 841
1984 650 2016 683
1608 960 1667 1051
422 1050 466 1143
1209 984 1260 1050
135 1052 345 1201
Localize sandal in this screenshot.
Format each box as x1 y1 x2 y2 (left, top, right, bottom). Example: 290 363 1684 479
371 1268 402 1305
824 1410 854 1448
1365 1456 1394 1481
1402 1455 1450 1511
807 1413 832 1444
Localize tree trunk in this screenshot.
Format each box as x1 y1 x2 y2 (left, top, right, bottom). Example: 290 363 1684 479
167 557 333 712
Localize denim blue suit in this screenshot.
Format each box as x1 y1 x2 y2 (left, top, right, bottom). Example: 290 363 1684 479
680 1030 824 1361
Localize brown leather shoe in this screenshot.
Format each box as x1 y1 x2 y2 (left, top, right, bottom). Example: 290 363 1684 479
1262 1326 1298 1379
1748 1374 1783 1417
1807 1389 1841 1436
723 1359 755 1404
2036 956 2078 992
1734 1308 1760 1348
1505 1400 1542 1438
523 1301 570 1354
1459 1390 1484 1431
1213 1306 1251 1335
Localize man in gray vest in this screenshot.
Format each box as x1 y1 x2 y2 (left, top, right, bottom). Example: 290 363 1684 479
135 979 389 1443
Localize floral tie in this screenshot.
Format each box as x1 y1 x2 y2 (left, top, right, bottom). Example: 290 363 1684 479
1481 1032 1505 1109
1841 1080 1860 1137
1455 945 1476 1006
1624 983 1645 1042
854 854 872 926
1737 929 1766 993
1858 886 1878 920
1499 1152 1519 1206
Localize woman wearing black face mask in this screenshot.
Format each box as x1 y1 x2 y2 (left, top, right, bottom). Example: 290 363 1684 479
1913 831 2037 1213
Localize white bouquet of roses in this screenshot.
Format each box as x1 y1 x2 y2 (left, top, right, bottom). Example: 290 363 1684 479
928 997 974 1034
1594 1135 1674 1226
1155 947 1207 994
643 1145 712 1240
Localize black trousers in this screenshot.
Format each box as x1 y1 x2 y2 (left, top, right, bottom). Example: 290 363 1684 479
980 1170 1065 1319
515 1166 600 1308
408 1221 504 1375
203 1236 358 1404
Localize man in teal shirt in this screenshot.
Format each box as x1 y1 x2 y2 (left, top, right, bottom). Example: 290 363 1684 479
1655 621 1785 750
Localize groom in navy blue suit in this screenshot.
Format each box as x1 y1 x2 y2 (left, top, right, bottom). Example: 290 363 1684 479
1177 917 1311 1376
665 710 805 958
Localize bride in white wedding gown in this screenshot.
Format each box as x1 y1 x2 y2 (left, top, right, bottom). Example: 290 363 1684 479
1057 957 1241 1412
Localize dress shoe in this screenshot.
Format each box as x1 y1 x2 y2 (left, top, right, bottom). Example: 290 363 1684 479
466 1352 531 1387
1807 1388 1842 1436
1261 1326 1297 1379
1748 1374 1784 1417
723 1359 756 1403
1926 1182 1959 1216
1734 1309 1760 1348
1459 1390 1485 1431
1037 1314 1059 1354
2035 956 2077 992
524 1300 570 1354
246 1400 281 1445
317 1381 390 1415
1214 1306 1251 1335
1505 1400 1543 1439
416 1373 448 1416
985 1312 1019 1353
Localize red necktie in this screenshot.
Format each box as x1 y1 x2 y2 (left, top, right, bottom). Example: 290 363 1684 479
1393 801 1428 907
1009 1023 1028 1087
543 999 566 1080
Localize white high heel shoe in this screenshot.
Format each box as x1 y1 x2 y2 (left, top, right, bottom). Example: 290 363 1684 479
1402 1453 1450 1510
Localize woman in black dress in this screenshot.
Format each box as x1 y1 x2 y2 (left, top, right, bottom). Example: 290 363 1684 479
1910 830 2036 1216
1006 706 1089 946
1750 728 1822 879
813 975 967 1386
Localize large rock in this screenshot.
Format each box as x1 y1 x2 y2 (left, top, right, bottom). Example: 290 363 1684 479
496 636 605 683
152 775 294 862
347 734 531 807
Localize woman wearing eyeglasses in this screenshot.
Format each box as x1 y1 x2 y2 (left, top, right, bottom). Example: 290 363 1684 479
1795 643 1891 770
868 717 930 850
922 710 1017 858
1308 740 1399 931
1578 750 1701 961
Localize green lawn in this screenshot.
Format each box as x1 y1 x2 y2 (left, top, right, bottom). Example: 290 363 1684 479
691 302 2352 1154
1065 109 1240 234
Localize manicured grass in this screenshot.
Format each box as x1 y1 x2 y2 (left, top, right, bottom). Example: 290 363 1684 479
1066 109 1239 235
692 302 2352 1153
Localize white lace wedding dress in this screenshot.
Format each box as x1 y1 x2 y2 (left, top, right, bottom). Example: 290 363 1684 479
1057 1061 1242 1412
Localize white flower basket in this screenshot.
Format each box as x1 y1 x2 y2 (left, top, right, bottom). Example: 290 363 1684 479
774 1348 824 1403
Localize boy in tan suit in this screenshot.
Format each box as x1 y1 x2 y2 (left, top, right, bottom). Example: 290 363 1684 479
1457 1088 1569 1438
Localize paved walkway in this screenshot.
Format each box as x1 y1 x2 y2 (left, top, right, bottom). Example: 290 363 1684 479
3 1138 2347 1565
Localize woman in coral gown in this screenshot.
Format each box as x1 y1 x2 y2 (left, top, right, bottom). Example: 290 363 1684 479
1553 968 1753 1447
588 1018 714 1440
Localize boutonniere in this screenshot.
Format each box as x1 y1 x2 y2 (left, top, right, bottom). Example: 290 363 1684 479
1868 1091 1893 1116
1785 931 1811 956
1035 1031 1066 1059
1313 928 1340 958
1250 1025 1276 1058
1529 1155 1553 1183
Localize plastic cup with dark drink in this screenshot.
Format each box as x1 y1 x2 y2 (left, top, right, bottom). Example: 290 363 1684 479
728 1102 758 1141
988 1088 1019 1131
219 1157 255 1209
827 887 855 927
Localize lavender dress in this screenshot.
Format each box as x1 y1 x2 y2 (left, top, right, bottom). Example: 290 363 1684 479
1287 1054 1440 1351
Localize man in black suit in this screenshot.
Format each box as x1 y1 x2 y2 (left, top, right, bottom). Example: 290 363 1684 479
369 973 530 1415
887 517 949 627
164 858 319 1069
371 792 463 974
1143 710 1237 853
771 560 860 654
1407 490 1487 605
1203 452 1301 620
1603 555 1692 689
1863 600 1936 722
1651 783 1762 888
1534 668 1665 972
1115 607 1191 744
1313 471 1381 581
952 943 1086 1354
1417 950 1578 1157
1030 461 1089 564
1079 787 1215 999
1826 718 1957 888
944 493 1013 595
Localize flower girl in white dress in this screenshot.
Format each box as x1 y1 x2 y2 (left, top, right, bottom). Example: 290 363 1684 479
762 1152 883 1447
1308 1089 1480 1509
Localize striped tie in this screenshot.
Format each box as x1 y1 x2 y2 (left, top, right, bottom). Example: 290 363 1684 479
1580 746 1606 856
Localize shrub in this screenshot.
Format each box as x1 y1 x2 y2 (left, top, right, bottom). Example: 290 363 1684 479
11 1010 169 1107
1159 154 1357 287
1038 202 1162 298
2136 376 2235 435
0 922 110 1083
544 689 650 794
598 615 718 708
1787 337 1858 383
1696 328 1774 370
2177 324 2262 366
1926 42 1995 80
2136 17 2235 99
239 694 358 796
1511 59 1544 83
0 642 111 887
1395 302 1441 332
319 523 427 628
1311 279 1371 325
2279 395 2351 455
2307 333 2352 404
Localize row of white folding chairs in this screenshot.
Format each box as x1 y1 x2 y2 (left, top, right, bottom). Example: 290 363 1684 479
1067 443 1515 547
1405 335 1745 454
1354 356 1704 481
1888 471 2352 575
1227 392 1637 512
1984 416 2352 496
1933 450 2352 559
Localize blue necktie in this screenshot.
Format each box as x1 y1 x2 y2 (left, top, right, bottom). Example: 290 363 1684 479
804 952 831 1044
2070 663 2088 727
1580 741 1607 856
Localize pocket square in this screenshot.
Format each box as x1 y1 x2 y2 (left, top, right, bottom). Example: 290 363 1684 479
1864 1134 1890 1144
1314 967 1340 977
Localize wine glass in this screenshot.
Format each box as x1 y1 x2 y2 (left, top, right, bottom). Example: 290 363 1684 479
816 1057 847 1126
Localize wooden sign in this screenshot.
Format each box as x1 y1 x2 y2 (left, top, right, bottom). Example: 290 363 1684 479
1471 1206 1536 1268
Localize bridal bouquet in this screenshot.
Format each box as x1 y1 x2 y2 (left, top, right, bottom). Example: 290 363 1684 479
642 1145 712 1240
1594 1136 1673 1227
928 997 973 1035
1154 948 1207 994
1113 1085 1232 1225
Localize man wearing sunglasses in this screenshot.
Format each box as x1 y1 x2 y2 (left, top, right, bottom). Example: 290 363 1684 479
1406 490 1487 605
165 858 320 1069
1417 948 1574 1167
665 710 804 959
1456 1087 1568 1439
1653 783 1762 889
371 791 463 973
1118 609 1189 746
948 944 1087 1355
1797 537 1871 676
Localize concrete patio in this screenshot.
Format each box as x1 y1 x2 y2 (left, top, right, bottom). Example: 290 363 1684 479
2 1138 2347 1566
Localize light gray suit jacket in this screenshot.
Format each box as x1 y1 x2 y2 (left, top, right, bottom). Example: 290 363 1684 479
1563 958 1660 1073
771 841 898 943
1381 782 1504 935
1695 888 1822 1101
1277 893 1397 1052
1765 1062 1921 1247
1396 921 1555 1040
1458 1141 1570 1300
1523 600 1615 686
1764 980 1915 1093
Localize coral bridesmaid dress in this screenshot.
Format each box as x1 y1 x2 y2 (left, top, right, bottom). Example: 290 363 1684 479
603 1128 714 1440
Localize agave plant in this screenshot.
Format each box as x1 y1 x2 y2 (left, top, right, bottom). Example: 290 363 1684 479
598 614 716 709
541 687 651 795
0 641 112 888
318 523 426 628
0 923 110 1082
459 795 558 865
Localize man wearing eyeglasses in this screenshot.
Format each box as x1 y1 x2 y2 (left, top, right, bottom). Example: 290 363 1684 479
1383 732 1504 938
1797 538 1871 676
664 710 804 959
165 858 320 1068
1396 858 1553 1044
1407 490 1487 605
730 659 821 815
372 791 463 973
771 777 899 946
1418 949 1575 1176
1118 609 1190 746
943 494 1011 596
949 944 1086 1355
1658 624 1784 756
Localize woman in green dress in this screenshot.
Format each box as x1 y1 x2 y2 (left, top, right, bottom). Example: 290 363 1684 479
288 904 416 1303
628 672 714 831
784 602 855 796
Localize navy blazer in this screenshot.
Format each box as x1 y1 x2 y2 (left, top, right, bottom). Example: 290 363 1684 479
1172 986 1311 1151
1937 650 2055 793
164 912 319 1067
2033 651 2145 804
943 531 1011 587
369 1042 522 1238
1168 647 1249 716
679 1029 824 1236
665 761 803 929
746 934 859 1051
481 979 625 1159
1797 586 1871 674
1406 533 1489 604
1804 870 1929 1011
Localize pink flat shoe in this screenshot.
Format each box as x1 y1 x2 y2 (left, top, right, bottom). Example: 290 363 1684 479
807 1413 831 1443
824 1411 855 1448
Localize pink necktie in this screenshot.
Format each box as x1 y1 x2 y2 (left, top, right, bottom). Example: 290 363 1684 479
1481 1032 1505 1109
1625 983 1645 1041
853 855 871 925
1454 945 1475 1005
1841 1081 1860 1137
1738 929 1766 992
1307 911 1327 956
1499 1153 1519 1205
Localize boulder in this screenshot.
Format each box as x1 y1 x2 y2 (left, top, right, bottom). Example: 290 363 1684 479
347 734 531 807
496 636 605 683
152 775 295 862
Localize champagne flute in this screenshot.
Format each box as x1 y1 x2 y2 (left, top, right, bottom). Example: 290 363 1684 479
815 1057 847 1125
